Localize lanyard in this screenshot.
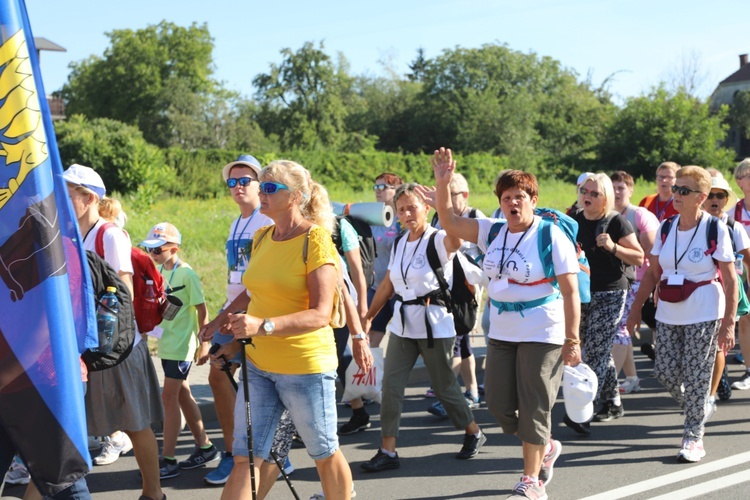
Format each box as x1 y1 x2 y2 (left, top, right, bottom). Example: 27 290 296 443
673 216 701 273
231 208 259 267
160 258 180 287
399 230 427 289
655 197 673 220
496 224 531 279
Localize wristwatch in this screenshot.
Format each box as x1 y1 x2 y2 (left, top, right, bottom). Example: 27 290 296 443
262 318 275 335
352 333 368 341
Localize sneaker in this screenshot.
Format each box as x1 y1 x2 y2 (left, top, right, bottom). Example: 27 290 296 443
677 438 706 463
538 439 562 485
704 398 717 423
4 461 30 486
464 391 480 409
204 452 234 485
731 371 750 390
425 387 436 398
640 343 656 361
277 456 294 479
563 414 591 436
360 449 400 472
734 351 745 364
88 436 102 452
478 384 485 396
717 367 732 401
427 400 448 418
179 445 220 470
593 401 624 422
619 378 642 394
93 433 133 466
160 459 180 480
339 412 371 435
309 483 357 499
506 477 548 499
456 431 486 459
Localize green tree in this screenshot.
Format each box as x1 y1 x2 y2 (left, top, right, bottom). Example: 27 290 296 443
61 21 216 147
729 89 750 140
55 115 172 206
599 86 735 178
253 41 356 151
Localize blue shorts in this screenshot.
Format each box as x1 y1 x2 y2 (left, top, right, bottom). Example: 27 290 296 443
233 360 339 461
368 287 396 333
162 359 192 380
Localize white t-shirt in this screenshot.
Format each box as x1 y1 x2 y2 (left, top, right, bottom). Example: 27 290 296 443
476 216 579 344
652 213 734 325
225 209 273 307
387 226 456 339
83 219 139 345
721 213 750 255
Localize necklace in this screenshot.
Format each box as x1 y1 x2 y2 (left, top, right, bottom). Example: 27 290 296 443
275 219 304 241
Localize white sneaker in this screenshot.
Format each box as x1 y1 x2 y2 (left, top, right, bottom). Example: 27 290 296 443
677 438 706 463
731 371 750 390
88 436 102 452
4 461 30 485
704 398 717 423
619 378 642 394
93 433 133 465
309 483 357 499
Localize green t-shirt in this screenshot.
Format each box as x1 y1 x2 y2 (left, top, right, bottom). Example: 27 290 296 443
157 263 205 361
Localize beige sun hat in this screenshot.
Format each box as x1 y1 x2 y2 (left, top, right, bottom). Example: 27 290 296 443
711 176 738 209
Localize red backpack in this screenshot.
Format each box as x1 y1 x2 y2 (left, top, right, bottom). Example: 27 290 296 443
95 222 166 333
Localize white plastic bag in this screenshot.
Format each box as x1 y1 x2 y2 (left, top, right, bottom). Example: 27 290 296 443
341 347 383 404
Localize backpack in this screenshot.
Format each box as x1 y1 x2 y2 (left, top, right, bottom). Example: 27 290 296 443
488 208 591 303
332 215 377 289
82 250 135 371
95 222 166 333
598 211 637 286
392 231 479 336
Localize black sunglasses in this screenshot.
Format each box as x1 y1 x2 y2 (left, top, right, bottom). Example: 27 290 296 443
227 177 257 188
147 246 167 255
707 192 727 200
671 185 702 196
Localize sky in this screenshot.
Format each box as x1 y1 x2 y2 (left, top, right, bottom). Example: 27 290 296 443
24 0 750 103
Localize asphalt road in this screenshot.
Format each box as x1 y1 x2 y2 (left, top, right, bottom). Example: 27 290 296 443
2 353 749 499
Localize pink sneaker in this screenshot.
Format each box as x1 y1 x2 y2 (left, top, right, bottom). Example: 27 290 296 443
538 439 562 485
677 438 705 463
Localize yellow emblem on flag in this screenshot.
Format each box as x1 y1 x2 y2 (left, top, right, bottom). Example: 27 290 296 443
0 29 48 210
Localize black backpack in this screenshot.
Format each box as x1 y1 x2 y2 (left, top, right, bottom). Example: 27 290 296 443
332 215 377 289
81 250 135 371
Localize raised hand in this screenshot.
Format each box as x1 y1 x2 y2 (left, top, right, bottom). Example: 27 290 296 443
414 184 437 208
431 147 456 185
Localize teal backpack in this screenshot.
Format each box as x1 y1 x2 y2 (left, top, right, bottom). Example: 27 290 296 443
488 207 591 304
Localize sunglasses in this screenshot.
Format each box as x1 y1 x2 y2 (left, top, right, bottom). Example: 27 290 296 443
259 181 289 194
146 246 170 255
671 185 702 196
707 192 727 200
579 187 602 198
226 177 256 188
373 183 395 192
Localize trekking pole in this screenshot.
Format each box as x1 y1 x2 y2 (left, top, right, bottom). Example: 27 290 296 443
237 338 258 500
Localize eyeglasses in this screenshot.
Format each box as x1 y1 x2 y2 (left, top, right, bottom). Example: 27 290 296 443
226 177 256 188
259 181 289 194
450 192 467 197
707 192 727 200
579 187 602 198
373 183 394 192
656 175 676 182
671 185 702 196
736 175 750 181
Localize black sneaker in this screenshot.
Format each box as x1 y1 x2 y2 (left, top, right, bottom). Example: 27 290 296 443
641 343 656 361
159 459 180 480
339 412 371 435
563 414 591 435
717 367 732 401
456 431 486 459
593 401 624 422
360 449 400 472
178 445 220 470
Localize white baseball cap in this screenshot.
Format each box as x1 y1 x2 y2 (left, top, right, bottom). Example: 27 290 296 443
562 363 598 423
63 163 106 199
222 154 262 181
577 172 595 186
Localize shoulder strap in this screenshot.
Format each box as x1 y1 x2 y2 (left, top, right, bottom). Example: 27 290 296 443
430 212 439 228
487 221 506 248
250 225 274 255
468 208 477 219
426 232 451 299
660 214 678 244
302 227 313 264
736 201 743 222
94 222 118 258
726 217 738 253
596 212 616 237
624 206 638 237
538 219 555 281
705 216 719 257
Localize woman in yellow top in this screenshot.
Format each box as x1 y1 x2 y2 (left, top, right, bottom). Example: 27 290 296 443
217 160 356 500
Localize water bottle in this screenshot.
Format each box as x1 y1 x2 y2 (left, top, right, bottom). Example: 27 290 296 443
94 286 118 354
736 253 744 276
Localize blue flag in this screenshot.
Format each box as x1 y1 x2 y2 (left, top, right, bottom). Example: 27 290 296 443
0 0 96 495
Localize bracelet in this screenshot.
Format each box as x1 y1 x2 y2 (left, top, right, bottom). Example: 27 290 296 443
352 333 368 341
564 338 581 345
610 243 618 255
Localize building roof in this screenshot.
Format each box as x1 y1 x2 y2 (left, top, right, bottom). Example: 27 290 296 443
33 37 66 52
720 64 750 85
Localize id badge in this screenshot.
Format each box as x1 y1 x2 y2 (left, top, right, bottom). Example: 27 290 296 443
490 277 509 294
229 270 243 284
401 288 417 301
667 274 685 285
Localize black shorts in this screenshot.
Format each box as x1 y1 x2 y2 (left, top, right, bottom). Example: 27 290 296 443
453 334 473 359
161 359 192 380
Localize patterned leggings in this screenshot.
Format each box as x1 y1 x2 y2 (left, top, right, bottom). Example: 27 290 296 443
581 290 627 401
654 320 720 440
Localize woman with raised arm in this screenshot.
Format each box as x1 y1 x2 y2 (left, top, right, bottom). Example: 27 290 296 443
428 148 581 500
627 166 737 463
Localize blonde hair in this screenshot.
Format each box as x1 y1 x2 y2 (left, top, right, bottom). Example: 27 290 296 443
734 158 750 180
261 160 335 234
99 197 122 222
448 173 470 194
657 161 681 174
676 165 711 194
578 172 615 214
